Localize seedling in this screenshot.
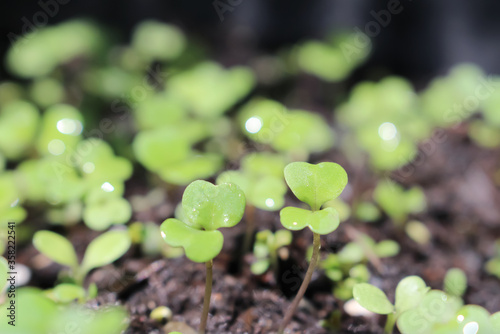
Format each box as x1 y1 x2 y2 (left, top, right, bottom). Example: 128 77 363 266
374 180 426 225
251 229 292 276
0 288 128 334
217 152 287 253
405 220 432 245
485 240 500 279
353 276 431 334
0 100 39 160
33 229 131 286
238 99 334 160
160 180 245 333
443 268 467 298
278 161 348 333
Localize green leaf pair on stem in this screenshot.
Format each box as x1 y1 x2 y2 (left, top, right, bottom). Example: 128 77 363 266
33 229 131 289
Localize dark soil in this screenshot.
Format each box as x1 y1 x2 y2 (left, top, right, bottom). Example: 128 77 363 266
20 125 500 333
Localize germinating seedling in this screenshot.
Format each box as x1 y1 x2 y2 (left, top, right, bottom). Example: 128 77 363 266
251 229 292 276
278 161 348 333
160 180 245 334
33 229 131 290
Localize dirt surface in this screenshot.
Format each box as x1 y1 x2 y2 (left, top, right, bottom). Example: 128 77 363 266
20 126 500 333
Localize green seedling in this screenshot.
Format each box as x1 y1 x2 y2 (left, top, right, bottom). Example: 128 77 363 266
251 229 292 275
278 161 348 333
405 220 432 245
168 61 255 119
239 99 334 160
468 120 500 148
353 276 432 334
217 152 288 253
443 268 467 298
354 201 381 222
128 221 184 258
29 77 65 108
485 240 500 279
33 229 131 286
131 20 186 62
6 20 102 78
295 32 369 82
0 100 39 160
323 198 352 223
160 180 245 333
0 288 128 334
337 77 430 171
133 93 186 131
374 180 426 225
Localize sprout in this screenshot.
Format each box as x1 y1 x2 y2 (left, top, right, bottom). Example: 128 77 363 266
278 161 348 333
33 229 131 286
374 180 426 225
132 21 186 62
160 180 245 333
251 229 292 276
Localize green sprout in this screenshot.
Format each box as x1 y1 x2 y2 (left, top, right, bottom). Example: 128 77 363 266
468 120 500 148
160 180 245 333
443 268 467 298
294 32 370 82
353 276 431 334
405 220 432 245
33 229 131 286
251 229 292 276
238 99 334 160
168 62 255 119
0 100 39 160
374 180 426 226
278 161 348 333
485 240 500 279
0 288 128 334
29 77 65 108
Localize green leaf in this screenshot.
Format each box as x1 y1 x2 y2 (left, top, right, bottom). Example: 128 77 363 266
274 229 292 249
33 231 78 269
251 259 270 275
132 20 186 61
280 207 339 235
81 230 131 275
160 218 223 263
158 153 223 185
182 180 245 231
395 276 429 314
491 312 500 330
284 162 348 211
444 268 467 297
83 197 132 231
52 283 86 303
375 240 400 258
337 242 365 263
353 283 394 315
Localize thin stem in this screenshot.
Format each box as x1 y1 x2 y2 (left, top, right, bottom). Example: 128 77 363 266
242 205 255 254
384 312 396 334
199 260 213 334
278 232 321 334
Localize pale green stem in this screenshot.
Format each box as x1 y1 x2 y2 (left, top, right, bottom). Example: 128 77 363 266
199 260 213 334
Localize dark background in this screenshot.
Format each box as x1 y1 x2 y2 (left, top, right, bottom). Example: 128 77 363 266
1 0 500 83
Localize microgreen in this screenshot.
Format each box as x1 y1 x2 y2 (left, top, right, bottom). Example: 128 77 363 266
278 161 347 333
0 100 39 160
374 180 426 225
160 180 245 333
354 276 430 334
33 229 131 286
251 229 292 275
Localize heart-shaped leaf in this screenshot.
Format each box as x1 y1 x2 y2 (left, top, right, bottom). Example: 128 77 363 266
33 231 78 269
160 218 223 263
353 283 395 315
280 207 339 235
284 162 348 211
81 230 131 275
395 276 429 314
182 180 245 231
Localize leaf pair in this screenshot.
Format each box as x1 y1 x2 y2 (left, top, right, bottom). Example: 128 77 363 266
160 180 245 263
280 162 348 235
33 229 131 283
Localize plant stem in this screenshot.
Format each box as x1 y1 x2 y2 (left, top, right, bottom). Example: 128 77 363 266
242 205 255 254
278 232 321 334
199 260 213 334
384 312 396 334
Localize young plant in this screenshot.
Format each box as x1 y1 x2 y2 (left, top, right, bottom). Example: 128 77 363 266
353 276 431 334
33 229 131 287
251 229 292 276
485 240 500 279
374 180 426 226
160 180 245 333
278 161 348 333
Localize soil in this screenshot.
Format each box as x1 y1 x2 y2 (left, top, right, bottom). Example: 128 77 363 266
19 124 500 333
